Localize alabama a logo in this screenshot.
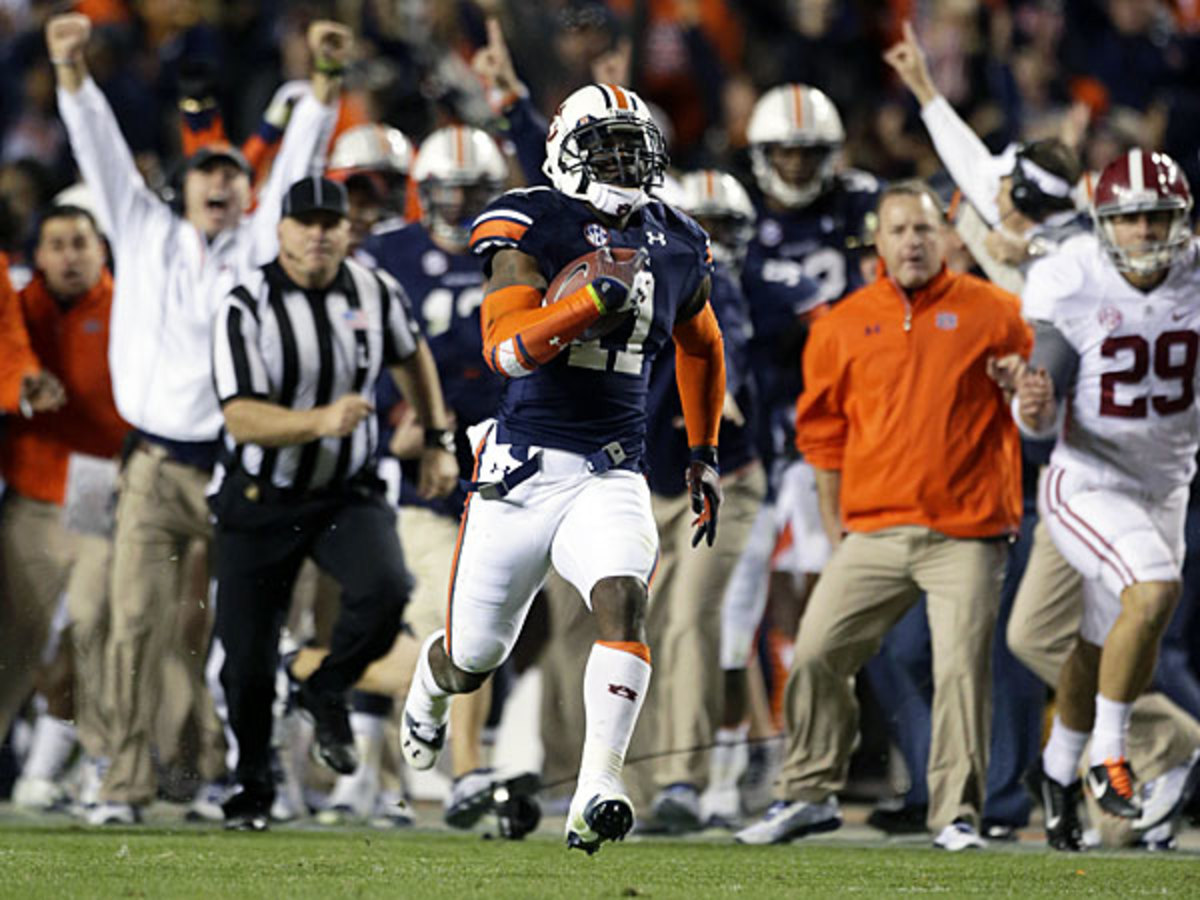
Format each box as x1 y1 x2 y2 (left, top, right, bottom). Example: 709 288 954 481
584 223 610 247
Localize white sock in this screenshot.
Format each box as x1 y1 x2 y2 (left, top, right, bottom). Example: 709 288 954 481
350 711 386 745
22 715 77 781
406 630 451 727
579 642 652 785
1042 715 1089 786
1090 694 1133 765
709 723 749 790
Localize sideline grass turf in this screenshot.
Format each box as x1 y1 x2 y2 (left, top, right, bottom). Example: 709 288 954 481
3 826 1200 898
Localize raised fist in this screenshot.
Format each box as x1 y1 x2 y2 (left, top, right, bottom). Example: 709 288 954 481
307 20 353 71
45 13 91 65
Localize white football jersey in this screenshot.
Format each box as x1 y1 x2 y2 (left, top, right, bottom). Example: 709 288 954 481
1023 234 1200 496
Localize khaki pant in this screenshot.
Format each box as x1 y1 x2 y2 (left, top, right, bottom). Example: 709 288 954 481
398 505 461 640
102 446 213 805
779 527 1006 831
1007 517 1200 781
628 464 766 802
0 493 112 757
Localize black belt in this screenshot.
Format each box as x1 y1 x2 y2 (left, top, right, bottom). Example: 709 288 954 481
136 429 220 471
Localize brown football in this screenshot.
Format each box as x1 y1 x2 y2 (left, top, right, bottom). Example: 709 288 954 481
544 246 639 342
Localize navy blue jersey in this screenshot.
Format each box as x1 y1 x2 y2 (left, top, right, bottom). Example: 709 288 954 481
469 187 713 461
645 263 759 497
742 170 880 466
361 222 503 515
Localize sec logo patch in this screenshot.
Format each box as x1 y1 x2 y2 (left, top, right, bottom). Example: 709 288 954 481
1098 305 1123 332
584 223 610 247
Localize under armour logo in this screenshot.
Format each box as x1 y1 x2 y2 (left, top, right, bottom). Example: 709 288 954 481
608 684 639 702
549 336 562 347
646 231 666 246
865 324 881 336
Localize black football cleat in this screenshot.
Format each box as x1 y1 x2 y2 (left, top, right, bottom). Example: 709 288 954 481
1026 760 1083 852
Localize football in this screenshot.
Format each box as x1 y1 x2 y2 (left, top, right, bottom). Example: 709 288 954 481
544 246 640 342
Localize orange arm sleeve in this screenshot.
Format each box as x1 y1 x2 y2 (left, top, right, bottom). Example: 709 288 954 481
673 302 725 449
0 260 39 414
481 284 605 377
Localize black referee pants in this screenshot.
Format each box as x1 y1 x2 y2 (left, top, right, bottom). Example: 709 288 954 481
211 472 409 808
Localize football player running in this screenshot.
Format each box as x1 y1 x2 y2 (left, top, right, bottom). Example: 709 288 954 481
1015 150 1200 849
362 126 514 829
399 82 727 854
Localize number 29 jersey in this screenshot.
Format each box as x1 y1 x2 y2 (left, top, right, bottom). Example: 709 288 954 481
468 186 712 459
1024 234 1200 497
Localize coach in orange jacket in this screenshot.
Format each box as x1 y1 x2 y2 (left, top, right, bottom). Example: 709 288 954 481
0 205 128 769
736 181 1031 850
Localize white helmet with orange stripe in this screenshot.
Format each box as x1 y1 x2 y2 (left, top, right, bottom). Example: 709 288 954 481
412 125 508 248
748 84 844 209
543 83 669 218
678 170 756 267
328 124 415 222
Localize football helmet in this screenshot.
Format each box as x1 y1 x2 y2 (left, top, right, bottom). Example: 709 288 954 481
543 83 669 218
327 124 414 216
1093 149 1193 276
747 84 844 209
411 125 508 247
677 169 756 267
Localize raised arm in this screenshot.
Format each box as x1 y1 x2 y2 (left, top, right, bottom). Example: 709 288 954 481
884 20 1002 224
247 21 350 263
48 14 168 240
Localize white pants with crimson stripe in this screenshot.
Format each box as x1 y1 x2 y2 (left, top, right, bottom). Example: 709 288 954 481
1039 463 1186 644
446 423 659 674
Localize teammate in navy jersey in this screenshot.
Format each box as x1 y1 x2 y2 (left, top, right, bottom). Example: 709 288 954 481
399 82 727 854
742 84 880 466
636 169 767 831
354 126 514 829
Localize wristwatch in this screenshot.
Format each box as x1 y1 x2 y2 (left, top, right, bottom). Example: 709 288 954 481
424 428 456 454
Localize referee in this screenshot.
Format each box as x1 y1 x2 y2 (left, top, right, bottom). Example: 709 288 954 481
210 176 458 830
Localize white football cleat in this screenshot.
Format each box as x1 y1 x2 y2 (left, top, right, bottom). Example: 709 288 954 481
400 711 447 772
1133 748 1200 831
12 776 66 812
85 802 141 826
565 776 635 855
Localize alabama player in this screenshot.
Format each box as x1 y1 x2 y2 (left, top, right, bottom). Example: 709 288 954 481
399 82 727 853
1016 149 1200 849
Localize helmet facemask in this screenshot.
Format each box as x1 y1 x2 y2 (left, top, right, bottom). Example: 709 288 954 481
695 213 753 268
419 177 503 248
557 116 668 216
1095 206 1191 276
751 142 838 209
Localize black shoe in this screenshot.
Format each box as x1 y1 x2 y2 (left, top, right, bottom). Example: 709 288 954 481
1086 758 1141 819
296 682 358 776
222 789 271 832
866 802 928 835
1025 761 1083 851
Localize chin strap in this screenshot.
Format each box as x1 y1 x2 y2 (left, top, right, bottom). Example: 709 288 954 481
586 182 650 217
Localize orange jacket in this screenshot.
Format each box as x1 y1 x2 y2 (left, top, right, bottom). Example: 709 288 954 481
795 264 1031 538
0 272 129 504
0 254 40 412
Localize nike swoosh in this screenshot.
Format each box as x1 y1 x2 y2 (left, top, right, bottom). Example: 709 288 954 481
1173 310 1189 321
1087 772 1108 798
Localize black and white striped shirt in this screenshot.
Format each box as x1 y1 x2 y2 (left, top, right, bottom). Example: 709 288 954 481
212 258 420 494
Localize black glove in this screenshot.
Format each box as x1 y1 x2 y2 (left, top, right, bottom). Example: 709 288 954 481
686 446 722 547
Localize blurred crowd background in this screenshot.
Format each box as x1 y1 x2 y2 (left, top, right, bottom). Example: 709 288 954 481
1 0 1199 265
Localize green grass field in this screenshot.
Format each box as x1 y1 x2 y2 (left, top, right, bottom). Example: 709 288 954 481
3 825 1200 898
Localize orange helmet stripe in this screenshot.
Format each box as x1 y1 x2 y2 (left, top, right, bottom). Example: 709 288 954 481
606 83 630 110
453 126 466 166
791 85 805 128
704 169 715 199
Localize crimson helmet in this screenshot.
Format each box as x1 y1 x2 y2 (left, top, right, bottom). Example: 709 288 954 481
1092 149 1193 275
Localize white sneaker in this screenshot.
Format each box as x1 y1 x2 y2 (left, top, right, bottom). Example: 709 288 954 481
13 776 66 811
186 780 233 822
319 759 381 823
734 797 841 845
86 802 141 826
444 767 497 829
369 790 417 829
1133 749 1200 831
565 776 635 855
651 783 703 833
933 819 987 851
1138 819 1177 851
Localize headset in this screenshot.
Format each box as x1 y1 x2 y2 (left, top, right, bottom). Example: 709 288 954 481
1008 147 1076 223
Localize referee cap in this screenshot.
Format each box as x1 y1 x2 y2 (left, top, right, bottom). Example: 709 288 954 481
282 176 350 219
